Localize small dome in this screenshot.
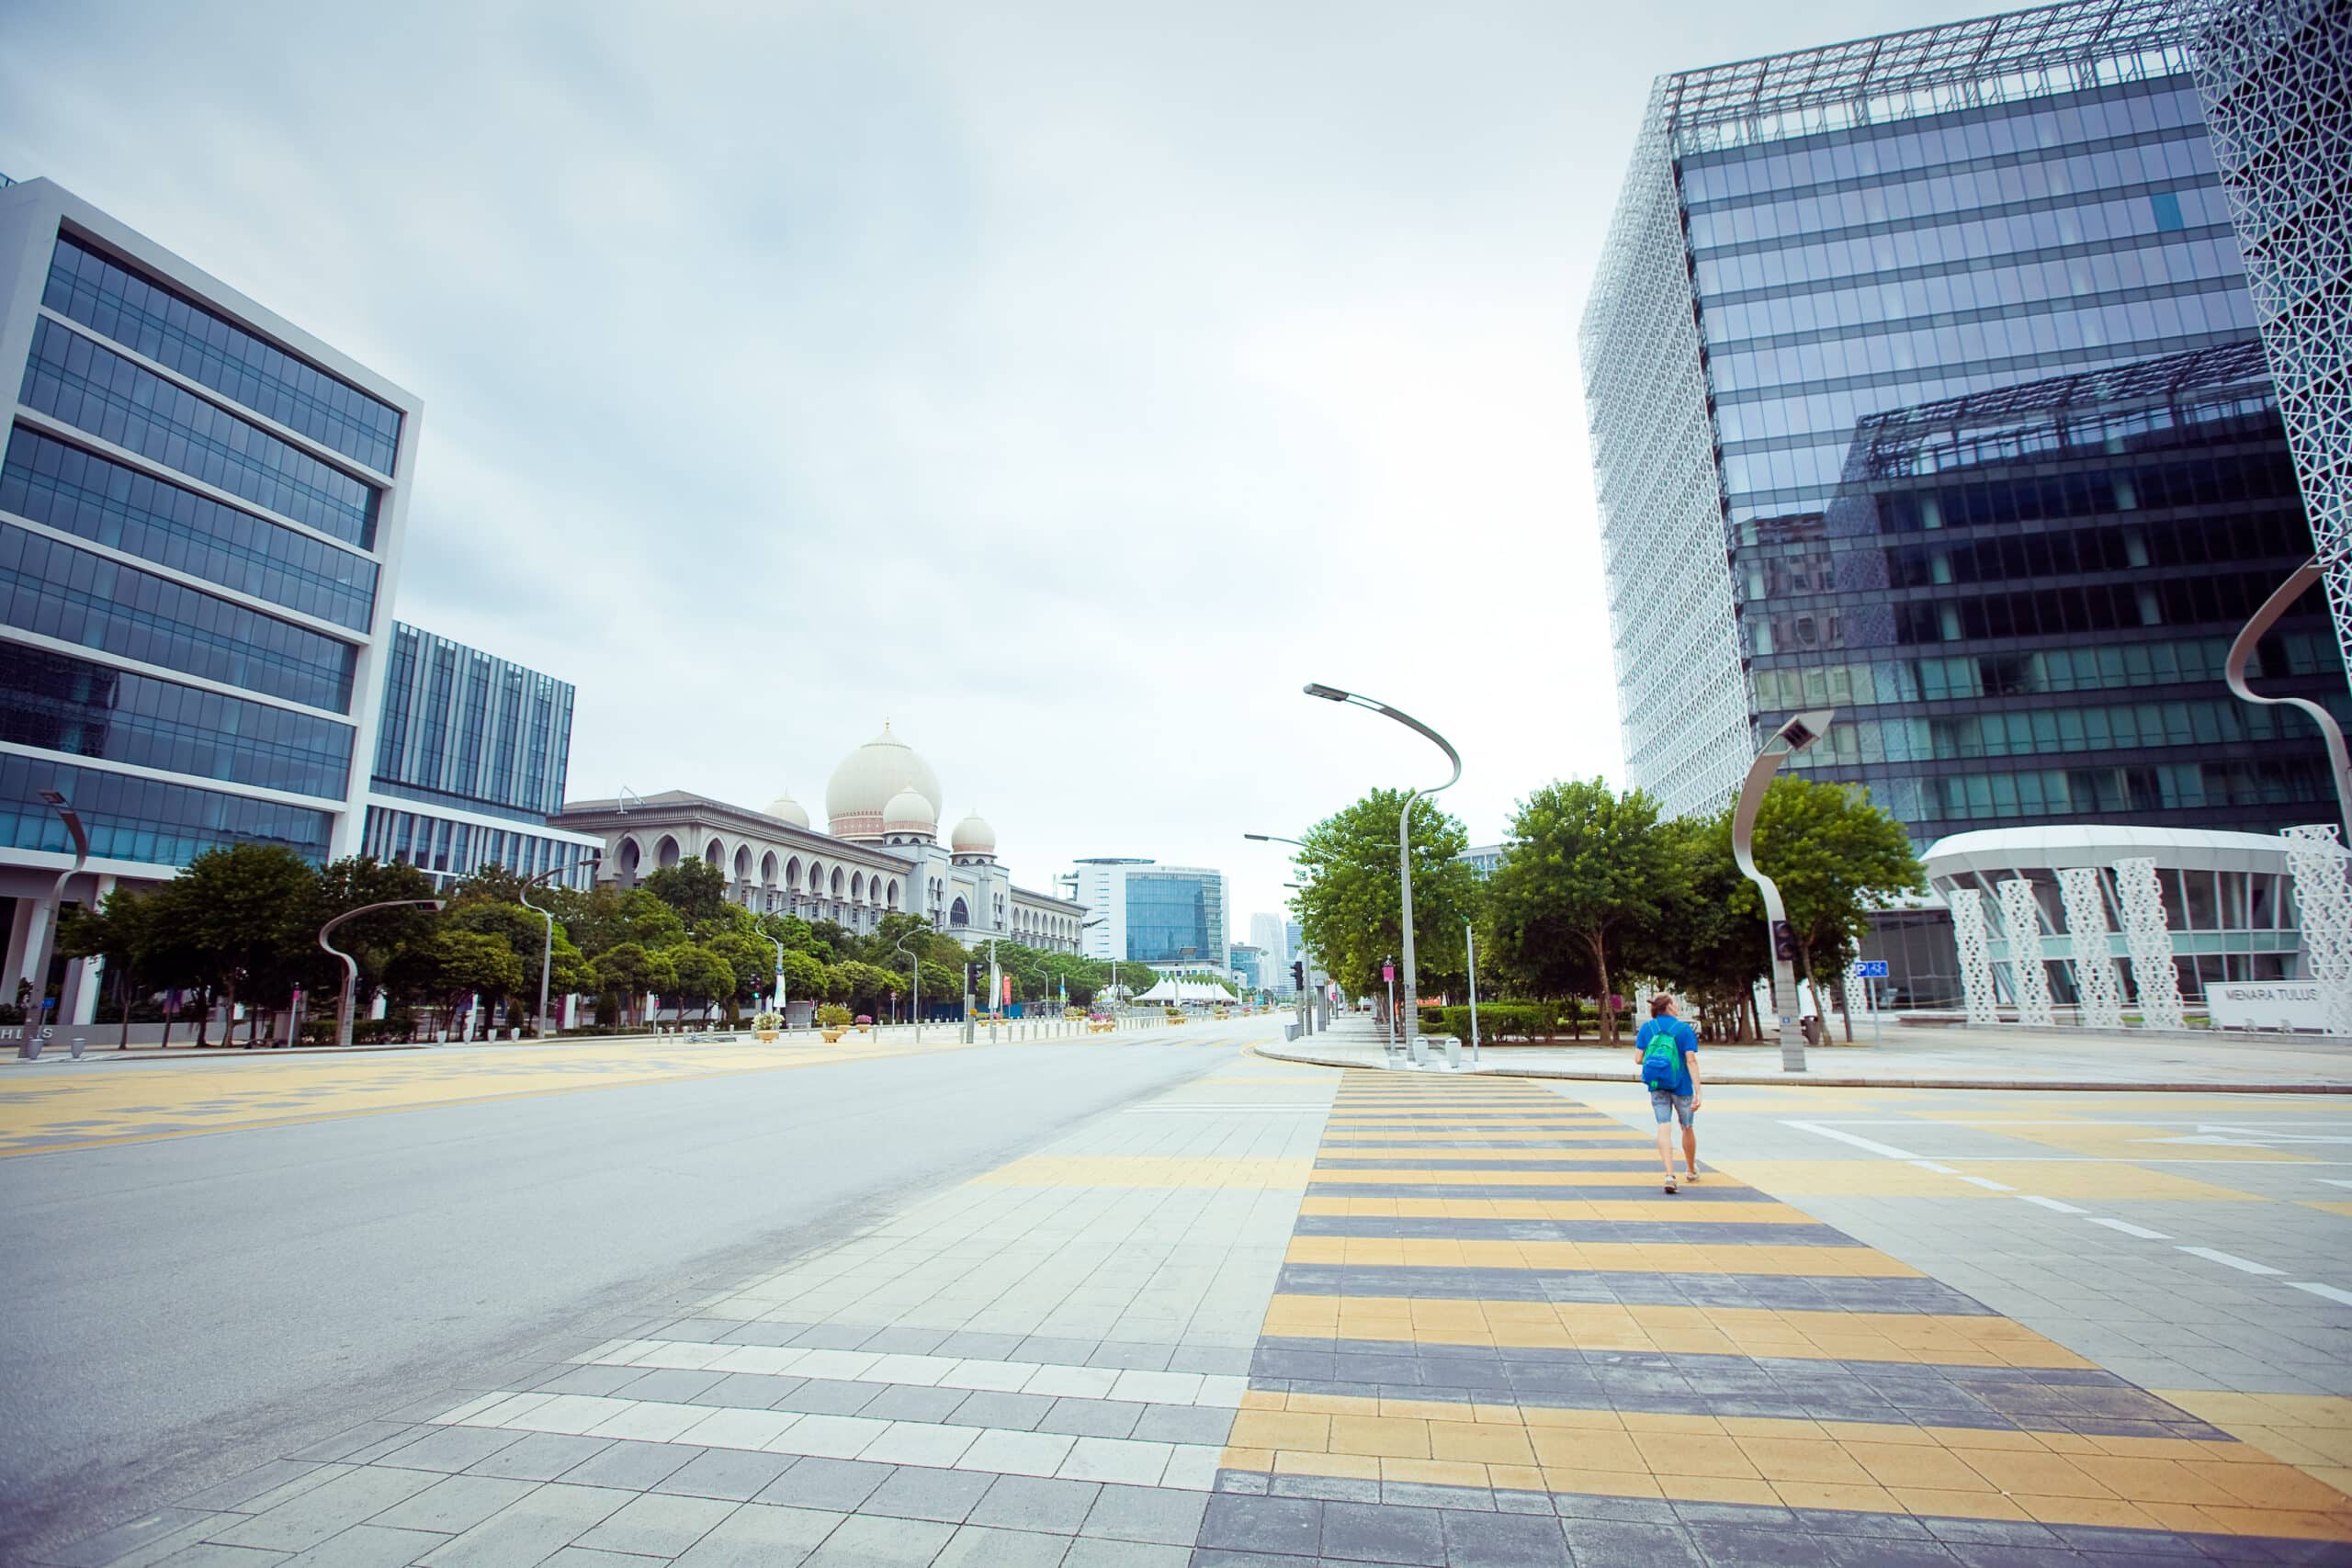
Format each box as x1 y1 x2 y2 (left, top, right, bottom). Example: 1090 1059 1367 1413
883 787 937 835
951 811 997 855
765 793 810 829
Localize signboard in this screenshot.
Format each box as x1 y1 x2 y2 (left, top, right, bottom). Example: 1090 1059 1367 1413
1852 960 1890 979
1381 963 1395 983
2207 982 2328 1032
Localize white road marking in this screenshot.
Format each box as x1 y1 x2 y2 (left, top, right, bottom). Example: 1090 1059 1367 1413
2177 1246 2285 1276
2018 1195 2087 1213
2085 1217 2170 1239
1781 1120 1920 1159
2289 1280 2352 1307
1910 1159 1961 1174
2319 1179 2352 1190
1958 1175 2016 1191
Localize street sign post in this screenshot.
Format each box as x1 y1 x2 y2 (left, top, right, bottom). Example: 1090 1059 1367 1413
1851 960 1889 1046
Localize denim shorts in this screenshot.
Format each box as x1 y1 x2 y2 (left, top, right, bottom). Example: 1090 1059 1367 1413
1649 1089 1695 1127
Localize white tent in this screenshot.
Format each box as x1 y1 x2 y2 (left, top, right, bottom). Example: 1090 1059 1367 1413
1134 976 1235 1005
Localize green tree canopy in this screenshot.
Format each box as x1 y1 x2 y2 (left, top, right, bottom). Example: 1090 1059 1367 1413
669 944 737 1020
1291 788 1480 1004
1735 775 1925 1024
640 860 731 932
1482 779 1672 1045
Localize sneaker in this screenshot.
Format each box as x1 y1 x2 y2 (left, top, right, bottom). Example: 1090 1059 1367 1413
1664 1174 1679 1194
1685 1169 1702 1183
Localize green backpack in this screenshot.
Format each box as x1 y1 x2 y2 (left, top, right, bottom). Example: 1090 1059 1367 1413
1639 1022 1682 1090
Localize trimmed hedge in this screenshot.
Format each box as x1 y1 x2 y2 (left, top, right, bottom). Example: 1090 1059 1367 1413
1417 1002 1634 1041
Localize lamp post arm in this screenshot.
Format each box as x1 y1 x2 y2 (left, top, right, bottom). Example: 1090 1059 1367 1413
319 898 444 1050
2227 555 2352 845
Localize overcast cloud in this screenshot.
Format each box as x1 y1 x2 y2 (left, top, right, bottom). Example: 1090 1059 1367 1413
1 0 1984 935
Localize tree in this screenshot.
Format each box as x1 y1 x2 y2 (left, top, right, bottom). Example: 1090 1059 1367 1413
776 948 826 1009
1483 780 1673 1046
444 899 584 1018
148 844 320 1046
551 886 685 960
58 888 155 1050
1292 788 1480 1009
1627 811 1765 1042
588 942 673 1027
640 861 731 932
1735 776 1925 1039
707 931 779 1018
397 928 526 1034
310 856 443 1015
670 945 737 1023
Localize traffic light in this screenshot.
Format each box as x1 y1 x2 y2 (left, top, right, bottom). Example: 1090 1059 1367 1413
1771 920 1799 963
1291 960 1306 991
964 962 982 995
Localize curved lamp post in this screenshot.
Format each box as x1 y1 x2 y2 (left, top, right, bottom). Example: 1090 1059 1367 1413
2226 554 2352 844
30 790 87 1018
1304 684 1461 1046
1732 710 1833 1073
1246 834 1310 1029
891 931 920 1041
320 899 445 1048
518 853 597 1040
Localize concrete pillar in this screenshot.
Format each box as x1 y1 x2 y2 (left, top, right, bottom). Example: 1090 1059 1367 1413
2 897 30 1000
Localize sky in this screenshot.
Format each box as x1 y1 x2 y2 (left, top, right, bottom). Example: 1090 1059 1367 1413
0 0 1988 938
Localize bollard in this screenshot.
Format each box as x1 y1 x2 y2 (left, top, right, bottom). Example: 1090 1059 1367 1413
1442 1036 1463 1070
1408 1036 1428 1066
71 1033 85 1060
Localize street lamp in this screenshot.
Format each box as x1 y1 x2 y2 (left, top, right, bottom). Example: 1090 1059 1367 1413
891 930 921 1042
1304 683 1461 1046
319 898 446 1048
2227 554 2352 844
518 852 597 1040
29 790 86 1021
1732 709 1834 1072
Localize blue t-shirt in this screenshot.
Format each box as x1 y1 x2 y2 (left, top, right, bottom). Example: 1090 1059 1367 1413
1634 1016 1698 1097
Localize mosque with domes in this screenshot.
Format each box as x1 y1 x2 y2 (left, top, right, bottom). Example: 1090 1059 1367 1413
552 724 1086 951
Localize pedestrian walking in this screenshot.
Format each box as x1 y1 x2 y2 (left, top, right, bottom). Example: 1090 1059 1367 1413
1634 993 1702 1193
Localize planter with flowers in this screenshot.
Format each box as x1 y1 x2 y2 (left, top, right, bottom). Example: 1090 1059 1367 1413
855 1014 874 1034
817 1003 853 1043
753 1010 783 1043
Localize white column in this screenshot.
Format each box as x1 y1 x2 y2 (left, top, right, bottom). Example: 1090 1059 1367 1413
2284 825 2352 1036
3 897 32 995
60 874 114 1027
2058 867 2123 1030
1950 887 2000 1026
1997 879 2053 1027
2115 856 2187 1032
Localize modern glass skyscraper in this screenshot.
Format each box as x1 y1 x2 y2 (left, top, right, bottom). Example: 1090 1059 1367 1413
1069 857 1230 968
362 622 600 886
0 176 422 1011
1583 0 2346 840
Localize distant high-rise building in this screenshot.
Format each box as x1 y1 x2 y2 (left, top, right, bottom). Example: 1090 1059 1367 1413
1583 0 2346 841
362 622 601 887
1456 843 1508 878
1070 858 1229 968
1249 911 1290 977
0 175 422 1017
1229 942 1267 992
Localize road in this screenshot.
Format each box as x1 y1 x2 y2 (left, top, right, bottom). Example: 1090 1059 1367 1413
0 1026 1257 1561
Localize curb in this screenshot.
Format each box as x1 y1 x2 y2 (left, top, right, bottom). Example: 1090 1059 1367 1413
1250 1043 2352 1094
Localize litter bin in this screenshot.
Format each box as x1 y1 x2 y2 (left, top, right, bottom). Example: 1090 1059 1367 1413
1801 1015 1820 1045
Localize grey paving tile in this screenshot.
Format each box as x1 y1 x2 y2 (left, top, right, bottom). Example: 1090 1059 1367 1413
1163 1347 1253 1376
654 1449 800 1502
755 1459 895 1513
775 1380 881 1416
1199 1494 1322 1556
1056 1541 1189 1568
1037 1399 1143 1438
561 1438 703 1492
1679 1524 1824 1568
860 1328 953 1355
365 1473 537 1535
204 1464 441 1551
1086 1343 1175 1371
796 1325 886 1350
413 1483 635 1566
1268 1474 1381 1505
535 1365 646 1397
800 1512 956 1566
935 1332 1029 1359
1557 1516 1703 1567
1017 1337 1102 1365
934 1523 1071 1566
950 1391 1055 1430
967 1475 1102 1535
40 1507 216 1568
282 1422 415 1464
465 1432 613 1482
537 1550 659 1567
656 1318 743 1343
1442 1507 1571 1567
170 1461 331 1514
277 1524 447 1567
861 1465 995 1524
668 1503 843 1568
1079 1484 1207 1545
695 1372 805 1409
615 1368 727 1403
573 1492 740 1556
861 1385 969 1423
1128 1406 1231 1446
1319 1498 1446 1565
377 1425 528 1474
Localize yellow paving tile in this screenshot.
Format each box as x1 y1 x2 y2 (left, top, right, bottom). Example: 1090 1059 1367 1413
1736 1438 1873 1485
1428 1421 1539 1465
1328 1416 1432 1459
1841 1441 1996 1493
1540 1466 1665 1498
1770 1479 1905 1514
1227 1411 1331 1451
1272 1450 1383 1481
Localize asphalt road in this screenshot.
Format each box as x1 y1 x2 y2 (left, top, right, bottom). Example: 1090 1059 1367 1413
0 1032 1241 1561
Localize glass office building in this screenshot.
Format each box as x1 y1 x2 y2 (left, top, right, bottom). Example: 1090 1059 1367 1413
1069 857 1230 969
1583 0 2347 840
360 622 599 886
0 178 418 877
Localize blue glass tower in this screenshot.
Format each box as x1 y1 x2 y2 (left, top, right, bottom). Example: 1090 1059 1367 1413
1584 0 2346 840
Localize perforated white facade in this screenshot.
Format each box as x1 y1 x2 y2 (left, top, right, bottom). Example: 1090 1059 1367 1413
2191 0 2352 682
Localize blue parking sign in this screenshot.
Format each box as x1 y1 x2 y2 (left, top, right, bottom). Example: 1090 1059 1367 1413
1852 960 1890 978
